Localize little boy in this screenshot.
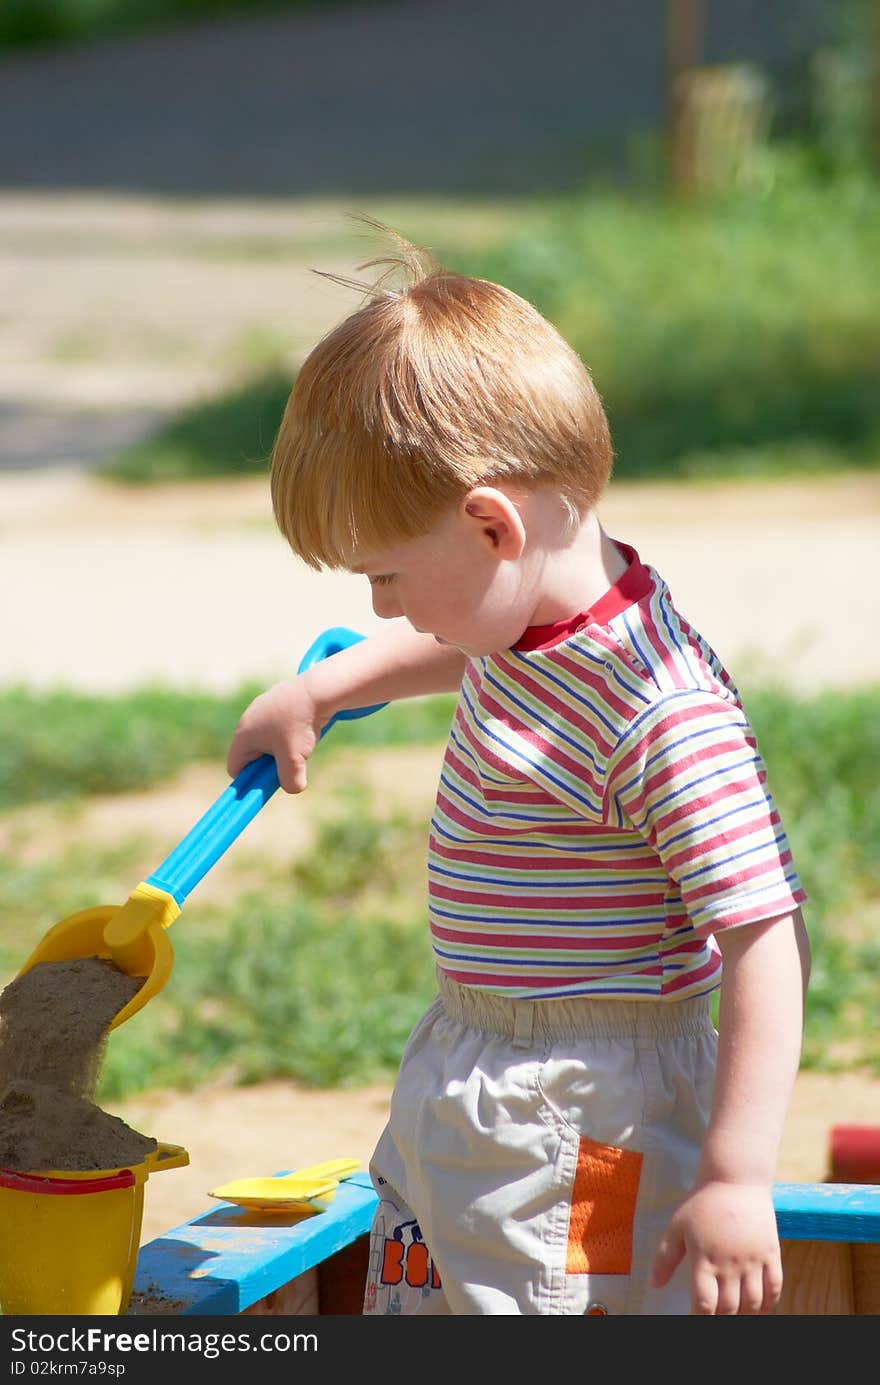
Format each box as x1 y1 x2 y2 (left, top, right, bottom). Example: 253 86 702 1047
226 227 810 1315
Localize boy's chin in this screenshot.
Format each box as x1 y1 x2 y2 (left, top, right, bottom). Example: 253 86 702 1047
437 635 504 658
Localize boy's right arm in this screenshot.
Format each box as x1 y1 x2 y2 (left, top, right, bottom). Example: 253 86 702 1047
226 621 466 793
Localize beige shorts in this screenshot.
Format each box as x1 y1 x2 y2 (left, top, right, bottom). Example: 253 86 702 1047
363 970 718 1316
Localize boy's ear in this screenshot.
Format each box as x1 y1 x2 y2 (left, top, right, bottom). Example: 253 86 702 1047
460 486 526 559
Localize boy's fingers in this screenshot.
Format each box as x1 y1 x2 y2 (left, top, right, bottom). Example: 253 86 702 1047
277 755 308 794
650 1230 685 1289
712 1271 741 1316
740 1266 768 1315
690 1263 720 1315
227 741 270 782
226 745 252 778
226 732 309 793
761 1261 784 1313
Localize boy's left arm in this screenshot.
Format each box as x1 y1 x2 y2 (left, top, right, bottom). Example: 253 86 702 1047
651 907 811 1315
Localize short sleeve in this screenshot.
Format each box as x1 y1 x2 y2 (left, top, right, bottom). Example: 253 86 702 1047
605 690 807 936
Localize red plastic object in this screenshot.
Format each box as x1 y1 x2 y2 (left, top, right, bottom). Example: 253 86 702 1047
0 1167 136 1195
828 1125 880 1183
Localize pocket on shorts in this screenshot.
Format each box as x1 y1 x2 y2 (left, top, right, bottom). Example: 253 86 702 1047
565 1136 643 1276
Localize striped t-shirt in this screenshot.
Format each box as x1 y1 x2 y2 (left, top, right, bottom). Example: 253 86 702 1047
428 542 806 1001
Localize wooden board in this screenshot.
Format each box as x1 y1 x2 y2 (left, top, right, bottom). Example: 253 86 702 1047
777 1241 854 1315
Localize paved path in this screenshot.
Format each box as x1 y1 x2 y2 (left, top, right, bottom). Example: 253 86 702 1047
0 2 824 199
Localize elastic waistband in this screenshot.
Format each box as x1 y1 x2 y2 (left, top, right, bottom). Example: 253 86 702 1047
436 969 714 1046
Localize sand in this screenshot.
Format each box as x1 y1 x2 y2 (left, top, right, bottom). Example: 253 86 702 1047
0 958 156 1172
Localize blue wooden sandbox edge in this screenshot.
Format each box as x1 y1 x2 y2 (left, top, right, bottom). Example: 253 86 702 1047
772 1181 880 1245
132 1172 378 1315
132 1176 880 1316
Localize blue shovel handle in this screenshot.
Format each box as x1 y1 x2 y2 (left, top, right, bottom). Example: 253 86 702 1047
144 626 387 907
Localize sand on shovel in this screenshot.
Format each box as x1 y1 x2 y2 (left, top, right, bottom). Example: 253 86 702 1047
0 957 157 1172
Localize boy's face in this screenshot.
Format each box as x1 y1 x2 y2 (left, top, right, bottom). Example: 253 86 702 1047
352 492 536 657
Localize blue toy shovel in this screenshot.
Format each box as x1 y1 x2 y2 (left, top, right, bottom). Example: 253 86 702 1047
15 626 385 1031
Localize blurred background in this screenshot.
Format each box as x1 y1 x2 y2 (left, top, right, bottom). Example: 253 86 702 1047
0 0 877 1212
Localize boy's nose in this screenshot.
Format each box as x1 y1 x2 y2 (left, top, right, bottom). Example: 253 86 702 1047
371 588 404 620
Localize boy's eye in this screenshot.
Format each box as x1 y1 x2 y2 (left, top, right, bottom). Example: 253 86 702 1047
369 574 395 587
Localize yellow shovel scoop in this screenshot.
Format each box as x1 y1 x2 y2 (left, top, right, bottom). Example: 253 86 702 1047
208 1157 361 1212
15 628 386 1031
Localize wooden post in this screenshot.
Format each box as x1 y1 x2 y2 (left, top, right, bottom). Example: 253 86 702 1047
665 0 705 193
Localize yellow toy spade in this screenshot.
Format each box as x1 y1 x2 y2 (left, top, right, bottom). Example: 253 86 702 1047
208 1157 362 1212
15 628 385 1031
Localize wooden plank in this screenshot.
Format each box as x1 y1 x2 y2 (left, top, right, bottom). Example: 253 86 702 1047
773 1182 880 1243
317 1235 371 1315
777 1240 854 1315
131 1172 378 1316
852 1243 880 1315
243 1269 319 1316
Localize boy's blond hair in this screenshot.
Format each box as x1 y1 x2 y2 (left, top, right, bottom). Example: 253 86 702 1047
270 224 613 570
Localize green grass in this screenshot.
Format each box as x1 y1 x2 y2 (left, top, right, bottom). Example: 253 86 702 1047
102 156 880 487
100 789 435 1094
0 683 876 1090
0 794 437 1095
100 371 290 484
0 840 152 959
0 683 456 810
744 684 880 1071
456 155 880 480
0 684 263 808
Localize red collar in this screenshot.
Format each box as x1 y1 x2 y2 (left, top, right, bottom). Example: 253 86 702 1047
513 542 653 652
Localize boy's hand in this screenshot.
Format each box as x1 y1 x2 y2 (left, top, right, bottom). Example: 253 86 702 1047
651 1180 783 1315
226 678 326 794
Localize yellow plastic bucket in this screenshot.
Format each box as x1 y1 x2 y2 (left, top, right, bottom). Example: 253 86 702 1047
0 1141 189 1316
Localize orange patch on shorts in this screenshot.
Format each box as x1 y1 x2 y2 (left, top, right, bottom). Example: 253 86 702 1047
565 1136 643 1275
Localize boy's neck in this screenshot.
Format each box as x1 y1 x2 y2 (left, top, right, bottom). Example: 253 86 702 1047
525 506 629 628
